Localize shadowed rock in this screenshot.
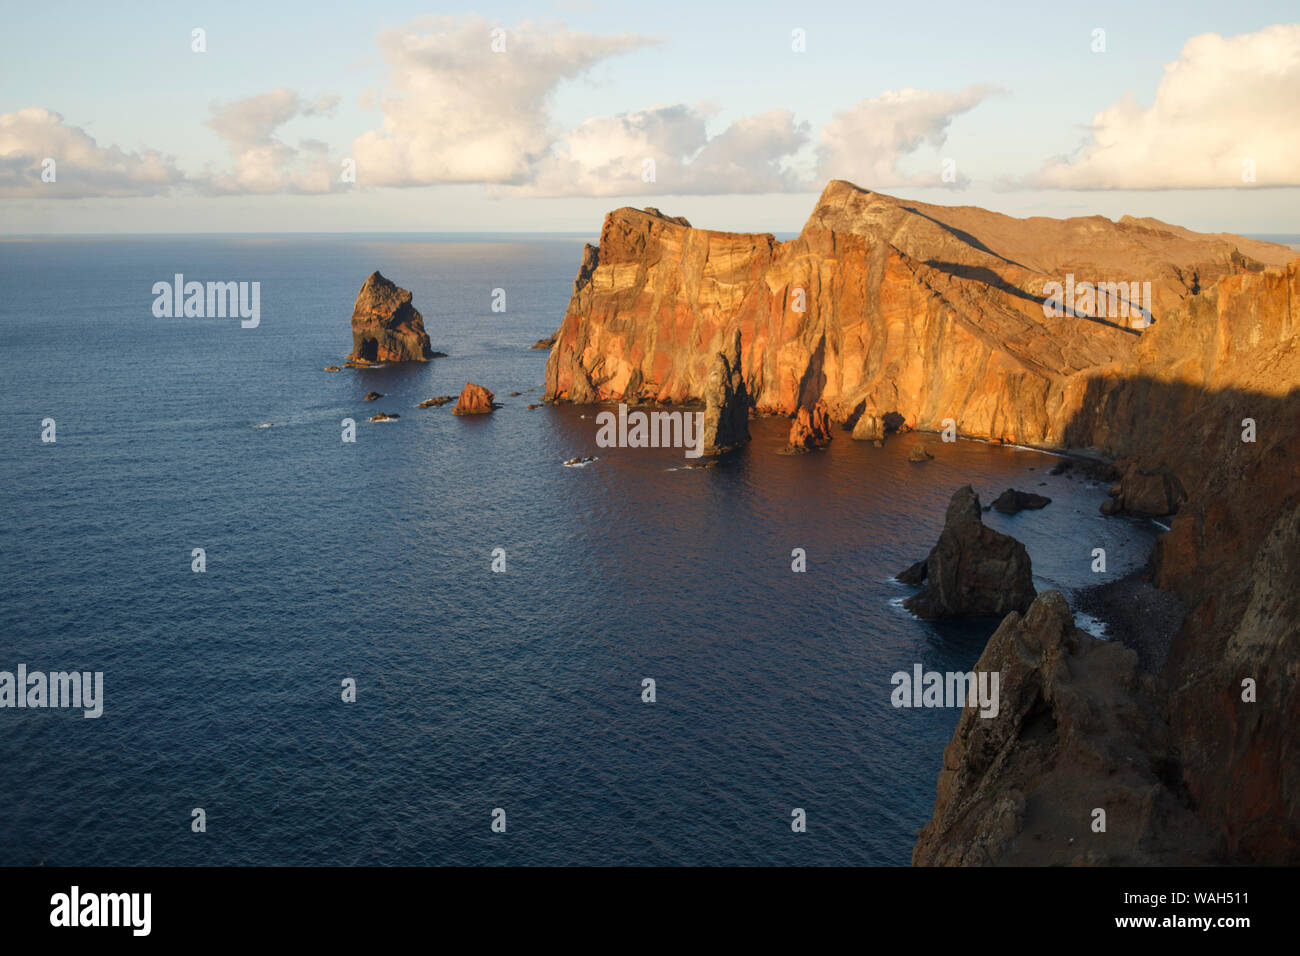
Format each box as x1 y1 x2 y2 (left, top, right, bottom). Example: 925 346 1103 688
990 488 1051 514
1100 464 1186 516
900 486 1036 619
912 590 1214 865
700 330 750 455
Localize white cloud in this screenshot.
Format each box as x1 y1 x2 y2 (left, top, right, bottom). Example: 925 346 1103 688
504 105 810 196
0 107 184 198
816 86 995 187
351 16 654 186
1026 25 1300 189
200 87 340 195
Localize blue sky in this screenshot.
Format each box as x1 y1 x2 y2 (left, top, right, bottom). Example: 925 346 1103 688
2 0 1298 233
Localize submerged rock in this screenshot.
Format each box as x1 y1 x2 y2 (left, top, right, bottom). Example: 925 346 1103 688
348 271 434 363
908 443 935 462
900 486 1036 619
417 396 455 408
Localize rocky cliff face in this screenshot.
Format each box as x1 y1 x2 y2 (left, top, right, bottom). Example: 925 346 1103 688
1100 264 1300 863
349 271 434 363
543 180 1291 447
912 591 1214 865
544 181 1300 864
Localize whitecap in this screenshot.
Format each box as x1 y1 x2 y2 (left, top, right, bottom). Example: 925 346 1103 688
1073 611 1110 640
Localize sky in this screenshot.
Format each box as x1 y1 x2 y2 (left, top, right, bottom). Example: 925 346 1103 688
1 0 1298 235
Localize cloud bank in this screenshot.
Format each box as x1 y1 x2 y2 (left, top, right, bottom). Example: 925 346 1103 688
1025 25 1300 189
201 87 341 195
29 17 1297 199
351 16 654 186
816 86 996 187
0 107 184 198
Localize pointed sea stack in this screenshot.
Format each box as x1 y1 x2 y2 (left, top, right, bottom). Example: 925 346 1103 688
899 486 1036 619
700 330 750 455
348 271 433 363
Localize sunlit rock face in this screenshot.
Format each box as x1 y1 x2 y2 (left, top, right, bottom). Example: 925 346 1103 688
349 271 433 363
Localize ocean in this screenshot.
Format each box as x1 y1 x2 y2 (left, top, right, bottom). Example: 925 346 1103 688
0 235 1160 865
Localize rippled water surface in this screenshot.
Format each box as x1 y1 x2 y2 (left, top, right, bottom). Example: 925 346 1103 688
0 237 1159 865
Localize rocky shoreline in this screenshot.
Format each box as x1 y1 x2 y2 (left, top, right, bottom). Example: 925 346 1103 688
1072 568 1186 674
534 179 1300 864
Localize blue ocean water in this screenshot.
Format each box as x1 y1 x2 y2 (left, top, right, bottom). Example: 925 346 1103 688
0 236 1159 866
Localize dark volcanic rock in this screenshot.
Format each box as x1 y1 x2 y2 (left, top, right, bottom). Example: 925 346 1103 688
700 330 750 455
991 488 1052 514
912 591 1214 865
900 486 1037 619
1072 568 1186 673
348 271 434 363
897 559 928 586
452 382 498 415
1101 463 1186 516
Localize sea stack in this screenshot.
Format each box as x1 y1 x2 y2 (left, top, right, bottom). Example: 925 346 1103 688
348 271 434 363
898 486 1037 619
700 330 750 455
785 398 834 453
